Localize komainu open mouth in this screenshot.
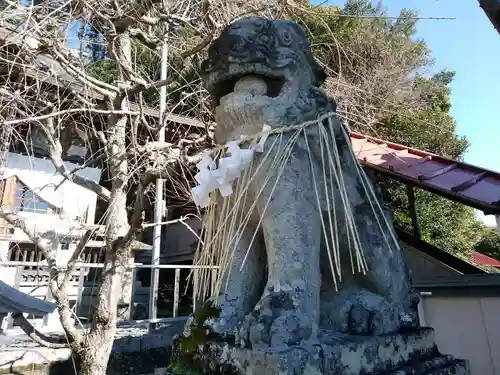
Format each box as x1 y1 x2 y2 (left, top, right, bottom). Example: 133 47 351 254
212 73 285 106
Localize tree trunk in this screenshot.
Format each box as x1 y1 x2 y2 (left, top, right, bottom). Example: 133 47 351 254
75 326 115 375
75 248 129 374
76 31 133 375
0 122 12 175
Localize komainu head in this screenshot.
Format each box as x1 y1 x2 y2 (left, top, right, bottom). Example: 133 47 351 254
201 16 328 111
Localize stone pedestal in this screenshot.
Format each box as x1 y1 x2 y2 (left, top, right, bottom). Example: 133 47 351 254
174 328 469 375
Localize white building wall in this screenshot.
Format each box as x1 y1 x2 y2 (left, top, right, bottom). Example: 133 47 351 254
1 152 101 241
419 295 500 375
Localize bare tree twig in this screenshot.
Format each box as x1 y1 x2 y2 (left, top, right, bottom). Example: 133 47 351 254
129 27 160 49
2 108 140 126
0 0 277 372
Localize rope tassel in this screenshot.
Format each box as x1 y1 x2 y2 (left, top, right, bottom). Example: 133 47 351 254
191 113 399 302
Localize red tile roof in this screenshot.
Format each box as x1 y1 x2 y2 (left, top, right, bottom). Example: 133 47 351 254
349 131 500 215
471 252 500 267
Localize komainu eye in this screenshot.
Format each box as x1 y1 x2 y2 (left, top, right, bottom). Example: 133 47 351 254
279 28 293 46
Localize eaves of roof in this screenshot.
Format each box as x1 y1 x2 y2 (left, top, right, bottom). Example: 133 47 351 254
478 0 500 33
471 251 500 267
350 132 500 216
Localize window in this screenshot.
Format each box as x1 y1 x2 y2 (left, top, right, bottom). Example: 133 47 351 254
13 182 54 214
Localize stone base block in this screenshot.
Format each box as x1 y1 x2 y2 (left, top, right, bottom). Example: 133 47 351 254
175 328 470 375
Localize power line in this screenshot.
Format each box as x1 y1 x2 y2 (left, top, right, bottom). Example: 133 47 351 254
335 14 455 20
309 1 455 21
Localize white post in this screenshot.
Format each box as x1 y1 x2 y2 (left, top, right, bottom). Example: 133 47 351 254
417 295 427 327
1 266 22 331
0 240 13 285
192 270 199 312
0 241 9 263
495 215 500 238
173 268 180 317
43 239 63 330
149 23 169 333
75 267 85 320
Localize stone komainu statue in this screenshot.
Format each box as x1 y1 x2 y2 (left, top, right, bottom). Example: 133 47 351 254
195 16 420 349
173 16 469 375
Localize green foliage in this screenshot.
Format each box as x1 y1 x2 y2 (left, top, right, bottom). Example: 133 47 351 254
374 71 480 254
384 182 483 254
291 0 431 97
475 228 500 260
87 60 117 85
168 300 238 375
291 1 481 254
85 22 207 117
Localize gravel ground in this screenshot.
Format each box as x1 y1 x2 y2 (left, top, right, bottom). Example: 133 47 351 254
0 318 187 374
0 319 186 348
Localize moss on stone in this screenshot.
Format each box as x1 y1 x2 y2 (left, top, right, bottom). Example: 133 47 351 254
179 299 221 355
168 300 238 374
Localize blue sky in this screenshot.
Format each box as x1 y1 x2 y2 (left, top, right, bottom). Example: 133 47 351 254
313 0 499 226
315 0 500 173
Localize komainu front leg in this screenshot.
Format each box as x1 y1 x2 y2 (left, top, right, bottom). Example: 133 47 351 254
324 199 419 335
356 195 420 329
206 226 266 337
238 153 323 348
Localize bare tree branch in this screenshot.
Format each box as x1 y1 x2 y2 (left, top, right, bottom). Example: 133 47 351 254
129 27 160 49
0 0 277 372
41 118 112 202
2 108 140 126
0 210 82 345
12 313 69 349
50 47 120 96
0 211 56 263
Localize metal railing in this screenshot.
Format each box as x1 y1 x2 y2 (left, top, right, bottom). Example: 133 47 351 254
0 261 218 332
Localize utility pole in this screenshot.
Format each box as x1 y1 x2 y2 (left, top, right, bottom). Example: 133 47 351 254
149 22 168 332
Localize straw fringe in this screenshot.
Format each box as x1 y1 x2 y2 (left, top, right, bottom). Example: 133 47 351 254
192 113 399 303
